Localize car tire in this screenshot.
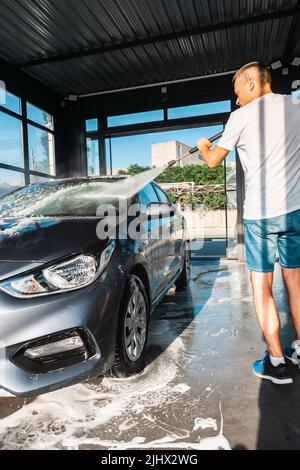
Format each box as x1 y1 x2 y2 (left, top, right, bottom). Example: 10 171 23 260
108 274 149 378
175 247 191 290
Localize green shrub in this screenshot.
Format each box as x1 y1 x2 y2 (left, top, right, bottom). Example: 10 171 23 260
155 165 225 210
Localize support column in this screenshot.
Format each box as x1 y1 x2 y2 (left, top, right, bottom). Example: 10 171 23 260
230 95 245 263
99 112 107 175
235 149 245 262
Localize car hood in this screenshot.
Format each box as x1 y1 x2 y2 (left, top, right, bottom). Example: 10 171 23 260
0 217 108 280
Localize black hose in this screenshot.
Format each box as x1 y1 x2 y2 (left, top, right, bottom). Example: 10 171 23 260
188 130 223 154
167 130 223 167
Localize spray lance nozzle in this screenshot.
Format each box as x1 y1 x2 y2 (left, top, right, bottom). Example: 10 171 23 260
167 130 223 167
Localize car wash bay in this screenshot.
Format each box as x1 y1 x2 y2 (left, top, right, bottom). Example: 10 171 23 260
1 260 300 450
0 0 300 450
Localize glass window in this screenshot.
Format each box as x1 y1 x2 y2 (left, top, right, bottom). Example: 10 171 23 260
28 125 55 175
0 111 23 167
168 101 231 120
85 118 98 132
0 168 24 198
139 184 159 206
0 90 21 115
30 174 54 184
108 109 164 128
27 103 53 130
86 138 100 176
105 124 223 176
153 184 170 204
106 138 112 175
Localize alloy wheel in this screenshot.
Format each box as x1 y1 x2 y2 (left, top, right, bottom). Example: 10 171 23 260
124 289 147 362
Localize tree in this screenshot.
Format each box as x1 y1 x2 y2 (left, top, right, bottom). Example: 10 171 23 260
155 164 225 210
155 164 224 184
118 164 150 175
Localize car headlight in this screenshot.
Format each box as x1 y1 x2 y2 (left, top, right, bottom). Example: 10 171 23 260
0 241 115 298
43 255 97 290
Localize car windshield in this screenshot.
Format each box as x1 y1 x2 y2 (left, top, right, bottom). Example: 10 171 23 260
0 179 123 217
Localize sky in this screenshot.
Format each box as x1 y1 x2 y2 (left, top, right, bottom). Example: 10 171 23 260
105 124 236 172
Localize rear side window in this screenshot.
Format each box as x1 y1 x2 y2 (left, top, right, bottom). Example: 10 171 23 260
138 184 159 206
153 184 170 204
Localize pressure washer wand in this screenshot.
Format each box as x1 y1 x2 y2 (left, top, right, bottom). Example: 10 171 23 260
101 131 224 200
167 130 223 167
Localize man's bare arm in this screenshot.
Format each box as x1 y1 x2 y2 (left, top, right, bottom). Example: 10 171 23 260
196 138 229 168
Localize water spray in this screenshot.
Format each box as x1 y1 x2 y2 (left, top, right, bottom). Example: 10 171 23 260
100 130 224 199
95 130 224 239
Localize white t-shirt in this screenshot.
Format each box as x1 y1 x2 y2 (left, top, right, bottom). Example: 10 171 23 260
218 93 300 220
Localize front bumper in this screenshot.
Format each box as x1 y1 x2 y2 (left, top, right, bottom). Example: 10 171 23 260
0 272 123 397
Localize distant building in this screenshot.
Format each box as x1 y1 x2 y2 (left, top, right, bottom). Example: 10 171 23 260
151 141 204 168
111 166 129 176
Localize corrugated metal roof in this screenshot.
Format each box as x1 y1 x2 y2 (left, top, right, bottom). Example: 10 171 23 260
0 0 299 95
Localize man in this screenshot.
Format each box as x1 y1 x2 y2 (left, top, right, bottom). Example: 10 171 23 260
197 62 300 385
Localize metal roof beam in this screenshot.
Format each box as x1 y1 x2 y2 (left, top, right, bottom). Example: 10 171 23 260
283 7 300 61
17 7 300 68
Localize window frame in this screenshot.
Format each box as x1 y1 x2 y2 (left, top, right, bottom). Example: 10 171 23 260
0 90 56 195
84 101 231 180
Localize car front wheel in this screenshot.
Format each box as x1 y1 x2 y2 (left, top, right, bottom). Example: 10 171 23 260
108 274 149 378
175 247 191 290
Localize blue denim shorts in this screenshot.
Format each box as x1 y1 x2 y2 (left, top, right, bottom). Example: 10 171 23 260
243 209 300 272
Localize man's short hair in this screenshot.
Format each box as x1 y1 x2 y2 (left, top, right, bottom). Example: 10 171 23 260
233 62 271 86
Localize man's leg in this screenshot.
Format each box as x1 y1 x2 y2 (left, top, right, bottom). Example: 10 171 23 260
250 269 293 383
250 270 283 357
281 267 300 339
244 219 293 383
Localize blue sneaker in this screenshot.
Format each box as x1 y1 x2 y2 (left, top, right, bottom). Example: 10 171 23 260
252 352 293 385
284 341 300 366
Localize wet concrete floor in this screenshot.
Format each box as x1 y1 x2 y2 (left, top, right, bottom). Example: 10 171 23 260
0 259 299 450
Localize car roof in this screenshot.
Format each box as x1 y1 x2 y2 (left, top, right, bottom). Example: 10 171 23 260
43 176 128 184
